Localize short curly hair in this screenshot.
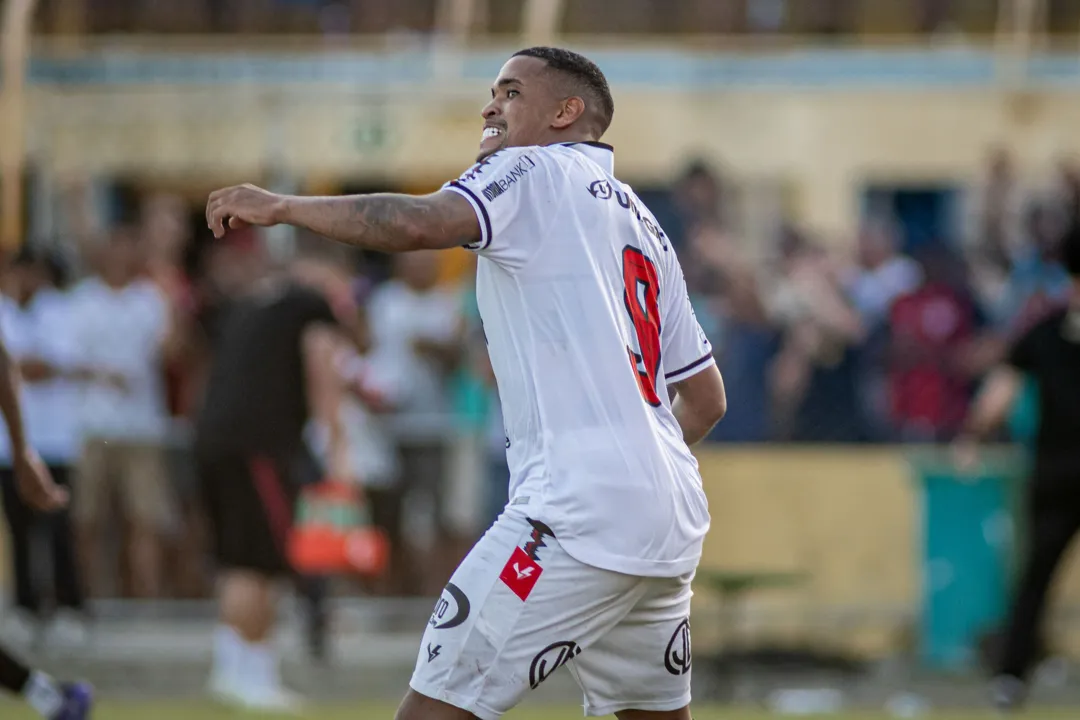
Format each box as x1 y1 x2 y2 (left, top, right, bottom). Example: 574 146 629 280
513 46 614 135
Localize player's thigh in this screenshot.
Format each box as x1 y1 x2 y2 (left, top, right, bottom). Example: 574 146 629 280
571 572 694 718
410 512 644 720
73 440 110 527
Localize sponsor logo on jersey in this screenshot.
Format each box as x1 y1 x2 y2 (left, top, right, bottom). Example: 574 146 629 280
664 618 692 675
586 179 668 249
426 643 442 662
529 641 581 689
429 582 471 630
481 154 536 201
587 179 613 200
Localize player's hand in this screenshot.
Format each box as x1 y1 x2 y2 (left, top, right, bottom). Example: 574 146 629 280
206 184 286 238
13 446 67 512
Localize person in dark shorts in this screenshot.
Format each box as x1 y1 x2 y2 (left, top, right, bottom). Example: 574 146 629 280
0 248 85 642
195 254 352 711
954 223 1080 712
0 314 92 719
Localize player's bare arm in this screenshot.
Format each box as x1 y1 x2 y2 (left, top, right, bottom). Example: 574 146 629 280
205 184 479 253
670 363 727 446
0 337 66 511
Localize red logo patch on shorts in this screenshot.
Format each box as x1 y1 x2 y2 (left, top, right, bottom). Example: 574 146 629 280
499 546 543 601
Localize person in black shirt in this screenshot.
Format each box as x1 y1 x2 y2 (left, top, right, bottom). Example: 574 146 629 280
954 224 1080 712
195 257 351 711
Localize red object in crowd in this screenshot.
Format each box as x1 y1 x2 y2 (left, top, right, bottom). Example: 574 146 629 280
888 284 976 437
288 481 390 577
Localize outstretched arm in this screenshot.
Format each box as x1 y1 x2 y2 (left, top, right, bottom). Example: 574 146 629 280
206 184 480 253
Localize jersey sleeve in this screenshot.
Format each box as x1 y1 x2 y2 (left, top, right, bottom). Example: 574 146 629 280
442 147 549 270
661 253 715 384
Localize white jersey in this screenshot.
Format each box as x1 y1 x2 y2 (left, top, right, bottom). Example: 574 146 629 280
444 142 714 578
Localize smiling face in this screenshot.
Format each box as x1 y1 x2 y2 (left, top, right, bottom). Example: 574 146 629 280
477 55 584 162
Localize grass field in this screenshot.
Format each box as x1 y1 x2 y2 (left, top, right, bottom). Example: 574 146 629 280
4 702 1080 719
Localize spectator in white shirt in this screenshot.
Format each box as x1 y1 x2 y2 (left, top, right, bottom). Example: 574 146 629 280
366 251 464 593
69 227 180 599
0 247 87 642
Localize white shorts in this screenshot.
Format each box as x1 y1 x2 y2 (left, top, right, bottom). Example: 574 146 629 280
409 510 694 719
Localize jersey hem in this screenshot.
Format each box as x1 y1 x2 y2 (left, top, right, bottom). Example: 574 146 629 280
664 353 716 384
557 536 702 579
446 182 492 251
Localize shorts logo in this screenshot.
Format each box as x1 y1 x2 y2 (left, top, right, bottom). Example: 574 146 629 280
499 547 542 601
529 641 580 689
426 643 441 662
429 582 470 630
664 618 692 676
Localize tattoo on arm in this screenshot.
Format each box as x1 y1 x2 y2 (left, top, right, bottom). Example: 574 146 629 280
282 192 477 252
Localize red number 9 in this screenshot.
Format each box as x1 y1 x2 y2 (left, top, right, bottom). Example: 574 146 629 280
622 246 662 407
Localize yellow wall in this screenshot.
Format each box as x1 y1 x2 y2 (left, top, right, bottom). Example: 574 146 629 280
29 87 1078 239
693 447 1080 657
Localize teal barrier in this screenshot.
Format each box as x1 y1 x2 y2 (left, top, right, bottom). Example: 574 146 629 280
910 448 1026 672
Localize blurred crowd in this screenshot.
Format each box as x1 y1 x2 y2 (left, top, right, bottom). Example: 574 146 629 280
0 146 1076 607
677 149 1079 445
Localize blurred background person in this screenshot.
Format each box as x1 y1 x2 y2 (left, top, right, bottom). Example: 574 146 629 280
194 244 353 710
953 225 1080 712
767 228 866 442
847 219 924 441
365 251 465 594
0 247 87 647
887 247 982 442
685 223 776 443
69 226 180 600
141 192 206 598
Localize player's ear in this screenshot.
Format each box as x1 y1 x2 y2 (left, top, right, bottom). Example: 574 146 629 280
552 96 586 130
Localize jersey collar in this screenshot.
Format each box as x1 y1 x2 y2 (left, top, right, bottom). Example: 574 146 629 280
560 141 615 173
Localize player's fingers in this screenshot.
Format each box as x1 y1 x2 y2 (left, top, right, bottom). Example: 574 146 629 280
229 216 250 230
209 204 228 238
206 189 227 227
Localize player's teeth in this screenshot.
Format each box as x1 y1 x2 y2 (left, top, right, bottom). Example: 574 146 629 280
483 127 501 139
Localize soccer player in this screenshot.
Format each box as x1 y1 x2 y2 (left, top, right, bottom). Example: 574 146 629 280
206 47 726 720
0 333 92 719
